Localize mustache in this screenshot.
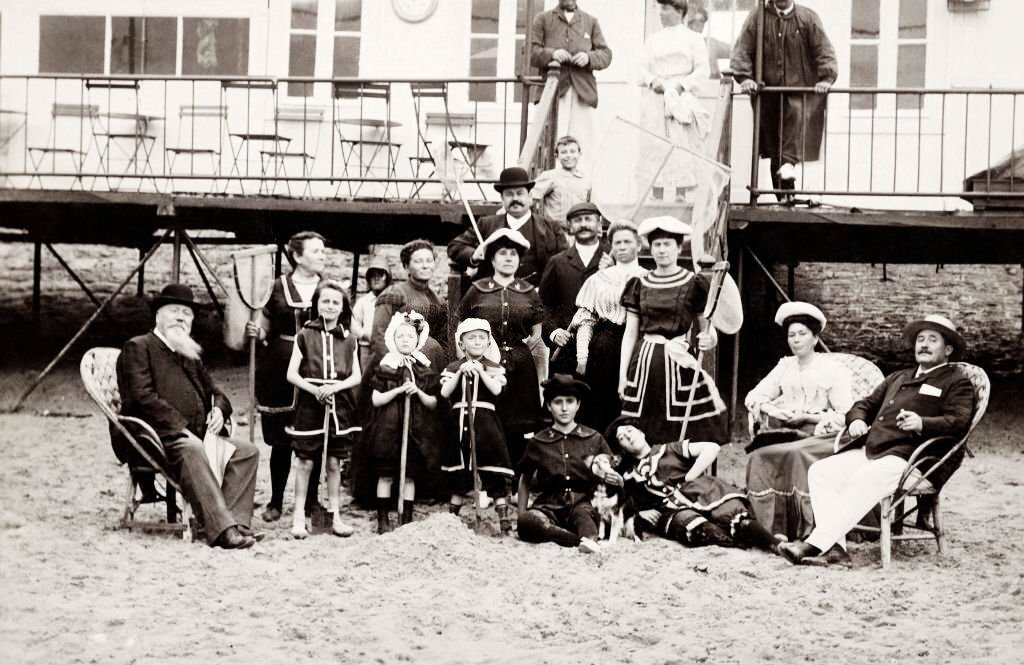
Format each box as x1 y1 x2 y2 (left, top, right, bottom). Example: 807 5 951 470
165 326 203 360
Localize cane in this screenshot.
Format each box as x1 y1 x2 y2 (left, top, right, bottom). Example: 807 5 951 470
466 370 483 531
396 365 413 517
677 258 731 444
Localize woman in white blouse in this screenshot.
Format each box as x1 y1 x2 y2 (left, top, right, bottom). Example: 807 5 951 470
744 302 853 540
637 0 711 202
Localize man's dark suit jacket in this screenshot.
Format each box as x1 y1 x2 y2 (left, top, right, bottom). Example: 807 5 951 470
539 243 606 346
842 364 974 484
117 332 233 446
447 212 566 286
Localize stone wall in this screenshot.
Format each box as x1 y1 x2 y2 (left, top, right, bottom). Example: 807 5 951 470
0 239 451 362
2 239 1021 376
743 262 1023 377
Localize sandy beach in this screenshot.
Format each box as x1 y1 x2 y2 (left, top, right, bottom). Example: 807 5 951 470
1 365 1022 665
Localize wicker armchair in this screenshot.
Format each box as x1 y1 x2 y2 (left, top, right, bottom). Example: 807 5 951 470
80 347 193 541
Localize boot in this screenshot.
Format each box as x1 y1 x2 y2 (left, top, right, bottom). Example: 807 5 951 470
400 502 414 526
496 503 513 536
376 498 391 535
734 516 784 553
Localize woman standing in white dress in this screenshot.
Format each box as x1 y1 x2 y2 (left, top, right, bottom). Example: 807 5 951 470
637 0 711 202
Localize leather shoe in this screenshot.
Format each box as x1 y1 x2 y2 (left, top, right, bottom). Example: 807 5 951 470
236 525 265 542
803 544 853 568
778 540 819 565
211 526 255 550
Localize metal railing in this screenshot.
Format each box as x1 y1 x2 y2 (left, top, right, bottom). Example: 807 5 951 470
0 74 542 201
737 85 1023 208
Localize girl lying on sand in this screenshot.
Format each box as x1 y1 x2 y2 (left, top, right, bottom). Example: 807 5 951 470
611 418 783 553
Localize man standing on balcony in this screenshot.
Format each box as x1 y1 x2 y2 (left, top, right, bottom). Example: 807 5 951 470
530 0 613 168
730 0 837 198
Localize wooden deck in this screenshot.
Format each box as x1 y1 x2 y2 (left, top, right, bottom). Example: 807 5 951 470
0 188 497 249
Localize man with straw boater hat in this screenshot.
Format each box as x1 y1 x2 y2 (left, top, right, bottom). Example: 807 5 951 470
117 284 261 549
779 314 975 567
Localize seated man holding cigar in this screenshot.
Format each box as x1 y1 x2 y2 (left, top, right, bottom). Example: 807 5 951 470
117 284 261 549
779 314 974 567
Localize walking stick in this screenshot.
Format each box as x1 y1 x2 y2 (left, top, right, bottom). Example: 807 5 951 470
466 371 484 531
678 258 731 444
311 402 332 529
397 365 413 517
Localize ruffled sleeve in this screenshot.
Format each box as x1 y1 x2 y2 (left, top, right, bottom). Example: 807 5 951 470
813 359 854 436
745 358 788 410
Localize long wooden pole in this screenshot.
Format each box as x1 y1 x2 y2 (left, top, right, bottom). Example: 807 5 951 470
248 257 258 443
397 366 412 516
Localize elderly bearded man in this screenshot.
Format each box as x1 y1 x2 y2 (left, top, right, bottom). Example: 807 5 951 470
117 284 261 549
779 315 974 567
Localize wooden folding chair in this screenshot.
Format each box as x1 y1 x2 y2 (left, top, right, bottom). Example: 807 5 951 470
80 347 193 541
849 362 990 568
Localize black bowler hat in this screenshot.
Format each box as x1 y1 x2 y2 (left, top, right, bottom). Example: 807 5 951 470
542 373 591 403
151 283 205 313
493 166 535 193
566 201 601 221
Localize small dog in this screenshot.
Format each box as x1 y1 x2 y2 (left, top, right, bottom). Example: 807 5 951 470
587 453 625 544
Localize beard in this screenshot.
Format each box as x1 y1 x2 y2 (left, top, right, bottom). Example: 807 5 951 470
165 326 203 361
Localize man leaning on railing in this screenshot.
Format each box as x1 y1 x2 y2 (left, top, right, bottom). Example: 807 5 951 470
731 0 837 199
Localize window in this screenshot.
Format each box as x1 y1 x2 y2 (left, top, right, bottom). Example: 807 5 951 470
111 17 177 75
469 0 499 102
182 18 250 76
333 0 362 77
38 14 248 76
39 15 105 74
468 0 529 103
896 0 927 110
849 0 927 111
287 0 363 98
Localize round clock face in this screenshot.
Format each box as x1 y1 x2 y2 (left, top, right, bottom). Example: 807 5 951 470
392 0 439 23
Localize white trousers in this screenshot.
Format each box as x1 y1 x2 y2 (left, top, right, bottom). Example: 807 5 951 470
556 90 598 170
805 448 916 552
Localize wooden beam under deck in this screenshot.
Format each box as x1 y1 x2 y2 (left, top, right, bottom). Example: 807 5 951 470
0 189 498 249
729 204 1024 264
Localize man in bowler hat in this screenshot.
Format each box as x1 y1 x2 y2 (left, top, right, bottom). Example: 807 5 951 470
448 166 566 287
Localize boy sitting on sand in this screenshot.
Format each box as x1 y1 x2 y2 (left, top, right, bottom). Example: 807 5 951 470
517 374 622 553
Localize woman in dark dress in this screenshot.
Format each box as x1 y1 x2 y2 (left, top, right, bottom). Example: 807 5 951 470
458 229 545 468
370 239 449 370
247 231 327 522
618 216 729 446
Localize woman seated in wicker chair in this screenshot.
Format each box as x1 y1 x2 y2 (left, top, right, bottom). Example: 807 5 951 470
743 302 854 540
